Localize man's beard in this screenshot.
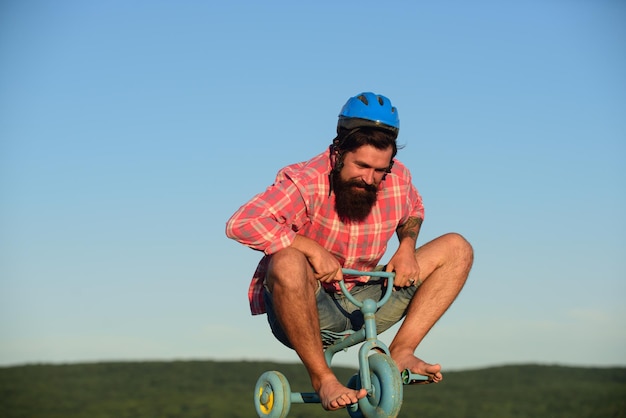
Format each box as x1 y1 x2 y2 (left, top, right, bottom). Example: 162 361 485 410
332 170 378 223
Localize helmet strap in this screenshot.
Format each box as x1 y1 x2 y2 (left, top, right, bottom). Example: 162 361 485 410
328 144 344 197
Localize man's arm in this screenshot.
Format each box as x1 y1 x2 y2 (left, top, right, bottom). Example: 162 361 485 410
225 180 305 255
396 216 422 247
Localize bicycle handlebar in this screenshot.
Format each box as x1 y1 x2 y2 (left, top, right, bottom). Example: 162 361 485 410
339 268 395 309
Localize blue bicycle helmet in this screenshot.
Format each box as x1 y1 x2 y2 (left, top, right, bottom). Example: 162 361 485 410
338 92 399 137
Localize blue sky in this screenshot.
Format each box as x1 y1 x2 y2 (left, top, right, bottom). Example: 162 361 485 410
1 0 624 371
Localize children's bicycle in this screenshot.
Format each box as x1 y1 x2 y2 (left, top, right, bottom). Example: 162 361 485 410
253 268 428 418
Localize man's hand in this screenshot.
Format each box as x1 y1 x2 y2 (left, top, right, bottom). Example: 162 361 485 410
389 216 422 287
291 235 343 283
386 246 420 287
308 244 343 283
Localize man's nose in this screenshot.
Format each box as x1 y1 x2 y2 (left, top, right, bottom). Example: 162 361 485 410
362 169 375 185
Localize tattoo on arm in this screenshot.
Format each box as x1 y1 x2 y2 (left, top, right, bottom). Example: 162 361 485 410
397 216 423 241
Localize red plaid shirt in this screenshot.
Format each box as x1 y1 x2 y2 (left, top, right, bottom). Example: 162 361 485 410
226 148 424 315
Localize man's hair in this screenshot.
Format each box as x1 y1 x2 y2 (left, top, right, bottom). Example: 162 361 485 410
333 127 399 160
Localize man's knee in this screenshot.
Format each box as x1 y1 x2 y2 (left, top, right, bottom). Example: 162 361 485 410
440 233 474 269
266 247 313 291
268 247 306 270
421 233 473 267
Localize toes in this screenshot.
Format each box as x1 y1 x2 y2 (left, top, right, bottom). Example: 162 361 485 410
326 390 366 410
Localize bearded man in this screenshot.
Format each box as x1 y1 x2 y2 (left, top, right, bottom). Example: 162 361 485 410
226 92 473 411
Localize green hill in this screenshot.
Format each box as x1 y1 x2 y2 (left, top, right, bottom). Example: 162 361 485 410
1 361 624 418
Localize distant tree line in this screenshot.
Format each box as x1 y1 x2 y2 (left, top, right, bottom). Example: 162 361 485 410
1 361 625 418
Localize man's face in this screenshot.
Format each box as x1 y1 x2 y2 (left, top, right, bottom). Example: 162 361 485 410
333 144 393 222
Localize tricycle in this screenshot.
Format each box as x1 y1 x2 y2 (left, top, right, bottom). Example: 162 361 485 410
253 268 428 418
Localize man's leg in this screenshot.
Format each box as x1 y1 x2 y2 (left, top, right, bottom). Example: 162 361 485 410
389 233 473 381
265 247 367 410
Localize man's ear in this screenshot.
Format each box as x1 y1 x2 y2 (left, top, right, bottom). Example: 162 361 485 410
382 160 394 181
330 144 344 171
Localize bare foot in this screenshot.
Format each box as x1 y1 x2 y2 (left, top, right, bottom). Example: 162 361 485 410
315 375 368 411
391 350 443 383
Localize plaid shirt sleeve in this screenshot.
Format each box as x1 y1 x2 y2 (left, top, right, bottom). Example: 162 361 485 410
226 162 316 315
225 175 309 256
399 163 424 223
